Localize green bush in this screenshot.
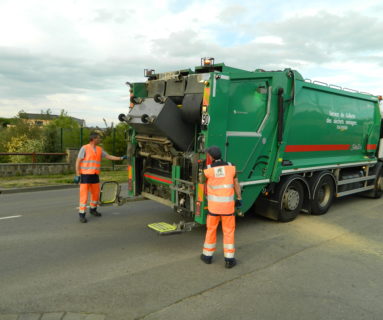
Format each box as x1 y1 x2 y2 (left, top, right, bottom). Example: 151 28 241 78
5 134 46 163
0 118 42 163
0 109 128 164
102 123 129 157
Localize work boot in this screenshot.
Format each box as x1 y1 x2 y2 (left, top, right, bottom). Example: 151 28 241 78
90 208 102 217
200 254 212 264
79 213 87 223
225 258 237 269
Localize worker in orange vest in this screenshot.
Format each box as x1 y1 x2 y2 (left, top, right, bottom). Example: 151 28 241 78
74 132 127 223
201 146 242 268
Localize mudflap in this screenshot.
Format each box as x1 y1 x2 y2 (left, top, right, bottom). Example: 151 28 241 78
148 221 196 235
254 195 280 220
100 181 124 206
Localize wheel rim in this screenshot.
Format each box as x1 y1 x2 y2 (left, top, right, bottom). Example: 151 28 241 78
282 187 300 211
317 184 331 208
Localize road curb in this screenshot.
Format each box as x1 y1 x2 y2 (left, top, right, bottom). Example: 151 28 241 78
0 184 78 194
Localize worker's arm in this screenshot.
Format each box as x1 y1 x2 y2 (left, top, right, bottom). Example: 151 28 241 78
105 154 127 161
73 157 82 184
234 177 242 200
75 157 81 176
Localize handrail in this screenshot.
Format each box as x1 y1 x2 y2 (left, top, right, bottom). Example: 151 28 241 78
257 86 272 134
305 79 374 96
313 80 328 86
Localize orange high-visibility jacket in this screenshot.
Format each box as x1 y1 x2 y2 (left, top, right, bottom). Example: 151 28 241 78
204 164 236 215
79 144 102 175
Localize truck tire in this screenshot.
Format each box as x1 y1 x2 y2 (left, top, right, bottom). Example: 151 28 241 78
362 163 383 199
311 175 335 215
277 178 304 222
370 168 383 199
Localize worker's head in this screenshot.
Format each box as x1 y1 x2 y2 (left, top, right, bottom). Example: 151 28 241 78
89 132 101 144
205 145 222 161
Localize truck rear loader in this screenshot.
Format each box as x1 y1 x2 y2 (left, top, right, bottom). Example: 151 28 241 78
106 58 383 230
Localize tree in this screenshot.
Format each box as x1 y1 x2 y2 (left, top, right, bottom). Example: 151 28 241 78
0 116 41 150
0 109 103 164
0 109 83 163
102 123 129 159
0 117 13 128
43 109 81 156
51 110 79 129
0 112 44 163
17 110 28 119
40 108 53 120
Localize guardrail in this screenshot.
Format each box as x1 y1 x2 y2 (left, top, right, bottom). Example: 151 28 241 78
304 79 374 96
0 152 67 163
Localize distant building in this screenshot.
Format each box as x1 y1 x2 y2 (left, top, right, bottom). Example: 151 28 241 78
21 113 85 127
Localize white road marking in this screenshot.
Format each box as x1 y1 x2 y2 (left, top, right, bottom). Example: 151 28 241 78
0 215 22 220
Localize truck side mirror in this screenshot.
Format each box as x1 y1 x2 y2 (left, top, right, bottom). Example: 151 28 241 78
100 181 121 205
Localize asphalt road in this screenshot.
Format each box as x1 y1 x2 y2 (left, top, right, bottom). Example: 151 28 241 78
1 188 383 320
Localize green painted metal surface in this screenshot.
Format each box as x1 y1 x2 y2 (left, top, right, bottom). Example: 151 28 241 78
282 81 379 168
125 62 381 225
132 83 148 97
171 165 180 203
204 68 380 215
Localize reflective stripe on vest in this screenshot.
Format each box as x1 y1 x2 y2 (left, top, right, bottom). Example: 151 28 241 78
79 144 102 174
204 164 236 215
208 184 234 190
81 160 101 164
207 195 234 202
80 166 100 170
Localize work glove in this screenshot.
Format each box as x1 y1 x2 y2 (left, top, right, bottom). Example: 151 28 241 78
73 175 81 184
235 199 243 209
120 155 128 160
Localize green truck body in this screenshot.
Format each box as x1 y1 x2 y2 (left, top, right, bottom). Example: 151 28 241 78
119 61 382 224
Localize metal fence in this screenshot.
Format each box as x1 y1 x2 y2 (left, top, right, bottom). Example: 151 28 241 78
55 128 126 154
0 126 128 166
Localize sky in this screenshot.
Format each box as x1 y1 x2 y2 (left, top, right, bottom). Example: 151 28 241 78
0 0 383 127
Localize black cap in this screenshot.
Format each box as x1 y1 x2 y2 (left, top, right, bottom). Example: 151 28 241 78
205 145 222 160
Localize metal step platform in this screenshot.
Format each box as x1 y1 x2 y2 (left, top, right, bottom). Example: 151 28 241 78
148 221 196 235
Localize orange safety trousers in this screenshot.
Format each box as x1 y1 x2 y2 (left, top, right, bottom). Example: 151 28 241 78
79 183 100 213
202 214 235 259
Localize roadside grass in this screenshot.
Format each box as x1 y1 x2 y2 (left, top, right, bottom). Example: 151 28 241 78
0 169 128 189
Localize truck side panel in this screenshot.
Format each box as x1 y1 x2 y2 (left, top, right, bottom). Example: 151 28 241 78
282 81 380 170
205 73 282 213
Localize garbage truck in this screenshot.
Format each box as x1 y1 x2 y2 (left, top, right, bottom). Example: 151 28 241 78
104 58 383 232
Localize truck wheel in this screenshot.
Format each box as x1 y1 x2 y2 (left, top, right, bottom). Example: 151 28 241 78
311 176 335 215
370 169 383 199
278 179 304 222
